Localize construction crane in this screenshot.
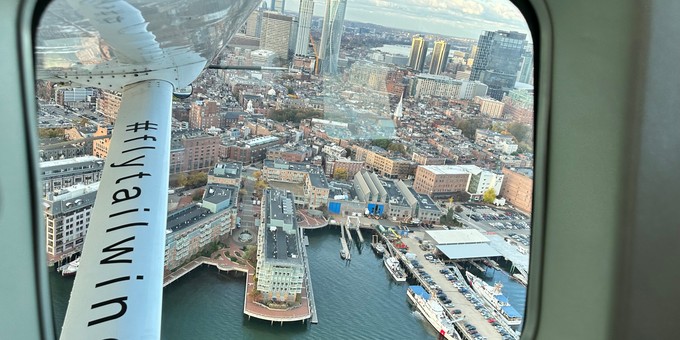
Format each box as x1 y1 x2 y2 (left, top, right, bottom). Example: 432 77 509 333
309 33 320 75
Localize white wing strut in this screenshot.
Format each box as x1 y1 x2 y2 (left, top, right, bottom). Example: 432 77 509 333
60 80 172 340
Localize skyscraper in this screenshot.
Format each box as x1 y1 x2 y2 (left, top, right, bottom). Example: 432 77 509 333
319 0 347 74
270 0 285 13
294 0 314 56
429 40 450 75
408 35 428 72
260 11 293 63
470 30 527 100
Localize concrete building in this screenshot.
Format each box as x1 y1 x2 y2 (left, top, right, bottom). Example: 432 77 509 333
294 0 314 56
267 144 311 162
40 156 104 196
256 189 305 303
56 87 94 107
325 157 364 179
92 125 112 159
227 136 281 164
262 159 329 208
413 165 471 197
164 184 239 271
95 90 122 124
169 130 221 174
456 165 504 198
408 35 428 72
244 8 262 37
412 150 447 165
43 182 99 265
207 162 243 186
354 146 417 179
260 11 293 63
251 49 277 66
473 96 506 118
500 167 533 214
503 88 534 125
415 74 460 99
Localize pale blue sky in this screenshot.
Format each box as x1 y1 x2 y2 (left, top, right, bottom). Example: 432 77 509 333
280 0 530 40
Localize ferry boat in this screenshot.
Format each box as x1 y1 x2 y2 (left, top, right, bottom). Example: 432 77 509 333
383 256 407 282
466 271 522 326
407 285 460 340
59 258 80 276
372 242 385 254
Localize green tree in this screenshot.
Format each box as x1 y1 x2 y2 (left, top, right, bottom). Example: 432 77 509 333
38 128 66 139
186 171 207 188
483 187 497 204
176 173 188 187
333 168 349 180
387 142 407 155
370 138 392 150
507 122 531 143
455 205 464 213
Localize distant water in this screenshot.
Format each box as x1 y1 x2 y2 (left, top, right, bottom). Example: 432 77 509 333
49 227 436 339
371 44 411 56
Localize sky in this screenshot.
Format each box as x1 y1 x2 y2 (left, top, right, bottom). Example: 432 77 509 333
279 0 530 40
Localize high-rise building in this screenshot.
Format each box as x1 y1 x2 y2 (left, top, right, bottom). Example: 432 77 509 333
408 35 428 72
260 11 293 63
470 30 527 100
429 40 450 75
319 0 347 74
243 8 262 37
270 0 285 13
294 0 314 56
518 44 534 85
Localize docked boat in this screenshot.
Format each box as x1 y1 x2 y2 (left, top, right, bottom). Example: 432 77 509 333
466 271 523 326
512 273 528 287
384 256 407 282
372 242 385 254
407 285 460 340
60 258 80 276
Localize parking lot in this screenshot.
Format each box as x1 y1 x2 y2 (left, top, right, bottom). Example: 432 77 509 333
401 233 517 340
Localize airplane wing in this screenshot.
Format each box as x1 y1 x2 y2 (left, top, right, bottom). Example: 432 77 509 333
34 1 260 338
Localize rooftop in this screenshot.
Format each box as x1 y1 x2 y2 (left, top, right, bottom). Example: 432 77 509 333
209 162 242 179
203 184 237 206
40 155 103 170
425 229 491 245
436 243 501 260
166 204 212 233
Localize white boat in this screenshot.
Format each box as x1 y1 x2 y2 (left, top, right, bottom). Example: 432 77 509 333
466 271 523 326
384 256 407 282
60 258 80 276
512 273 528 287
407 285 460 340
372 242 385 254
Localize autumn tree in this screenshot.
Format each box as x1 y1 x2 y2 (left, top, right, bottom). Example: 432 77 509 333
333 168 349 180
483 187 497 204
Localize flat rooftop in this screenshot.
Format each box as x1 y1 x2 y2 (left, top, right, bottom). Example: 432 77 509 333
209 162 242 179
203 184 236 206
420 165 472 175
425 229 490 245
166 204 211 233
436 243 501 260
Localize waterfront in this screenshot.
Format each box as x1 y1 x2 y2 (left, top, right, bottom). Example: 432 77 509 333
50 228 436 339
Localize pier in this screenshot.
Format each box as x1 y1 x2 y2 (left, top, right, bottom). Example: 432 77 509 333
346 216 365 243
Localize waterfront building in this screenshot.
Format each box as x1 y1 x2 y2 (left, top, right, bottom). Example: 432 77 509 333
164 184 239 271
408 35 428 72
353 145 417 179
207 162 243 186
413 165 471 197
470 30 527 100
318 0 347 74
429 40 450 75
260 11 293 63
43 182 99 265
262 159 330 208
500 167 533 214
294 0 314 56
256 189 305 303
39 156 104 196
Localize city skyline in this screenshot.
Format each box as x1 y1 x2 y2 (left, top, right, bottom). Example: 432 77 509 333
284 0 529 39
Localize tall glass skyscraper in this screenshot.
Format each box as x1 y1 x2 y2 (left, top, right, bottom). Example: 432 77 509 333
470 30 527 100
295 0 314 56
408 35 428 72
319 0 347 75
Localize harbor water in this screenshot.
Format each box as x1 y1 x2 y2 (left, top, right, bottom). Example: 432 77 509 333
50 228 443 339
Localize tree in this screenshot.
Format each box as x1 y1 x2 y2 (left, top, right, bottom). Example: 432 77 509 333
387 142 407 155
455 205 464 213
370 138 392 150
192 189 205 202
176 173 188 187
186 171 207 188
333 168 349 180
253 171 262 180
507 122 531 143
483 187 497 204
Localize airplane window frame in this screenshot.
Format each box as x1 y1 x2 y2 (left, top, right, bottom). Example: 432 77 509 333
16 0 552 339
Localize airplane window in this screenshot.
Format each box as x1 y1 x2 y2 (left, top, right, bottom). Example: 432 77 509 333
34 0 535 339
